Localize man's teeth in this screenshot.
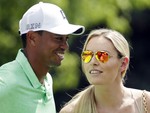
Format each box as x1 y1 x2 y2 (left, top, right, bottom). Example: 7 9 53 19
57 53 64 59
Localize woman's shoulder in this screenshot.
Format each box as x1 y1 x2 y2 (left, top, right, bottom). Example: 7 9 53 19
129 88 150 112
129 88 150 98
144 90 150 111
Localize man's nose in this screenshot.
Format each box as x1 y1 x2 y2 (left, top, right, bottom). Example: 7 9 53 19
60 41 69 50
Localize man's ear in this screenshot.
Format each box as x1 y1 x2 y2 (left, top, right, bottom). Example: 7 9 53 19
26 31 38 46
120 57 129 73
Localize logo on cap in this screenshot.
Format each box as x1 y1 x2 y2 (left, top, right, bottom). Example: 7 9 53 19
60 10 66 19
26 23 41 30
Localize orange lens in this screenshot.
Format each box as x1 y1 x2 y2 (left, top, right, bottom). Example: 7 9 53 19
82 51 109 63
96 51 109 63
81 51 93 63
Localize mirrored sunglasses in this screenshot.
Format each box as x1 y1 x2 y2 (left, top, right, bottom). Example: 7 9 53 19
81 50 110 63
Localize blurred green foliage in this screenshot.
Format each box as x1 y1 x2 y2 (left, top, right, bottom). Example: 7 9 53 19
0 0 150 93
51 51 81 92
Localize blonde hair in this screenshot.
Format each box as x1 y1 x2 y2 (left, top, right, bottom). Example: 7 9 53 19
60 28 130 113
61 85 98 113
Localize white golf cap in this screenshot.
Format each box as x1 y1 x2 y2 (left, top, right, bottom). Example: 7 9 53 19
19 2 85 35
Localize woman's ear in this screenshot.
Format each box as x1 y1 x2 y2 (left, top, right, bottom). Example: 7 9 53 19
120 57 129 73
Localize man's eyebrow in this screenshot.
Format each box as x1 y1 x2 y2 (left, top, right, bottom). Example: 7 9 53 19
54 34 64 37
54 34 69 38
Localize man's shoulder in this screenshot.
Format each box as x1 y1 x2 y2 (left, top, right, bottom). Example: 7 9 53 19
0 60 23 78
0 60 18 70
0 60 22 84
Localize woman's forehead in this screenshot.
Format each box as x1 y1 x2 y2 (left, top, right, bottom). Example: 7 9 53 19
86 37 113 48
85 37 118 55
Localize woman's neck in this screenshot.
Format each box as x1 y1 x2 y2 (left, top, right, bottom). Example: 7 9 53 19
94 84 130 109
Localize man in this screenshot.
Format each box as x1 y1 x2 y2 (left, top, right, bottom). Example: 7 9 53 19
0 2 84 113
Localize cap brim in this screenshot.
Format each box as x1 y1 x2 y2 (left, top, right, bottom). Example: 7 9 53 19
45 24 85 35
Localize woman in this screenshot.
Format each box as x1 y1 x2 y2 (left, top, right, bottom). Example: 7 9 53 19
59 28 150 113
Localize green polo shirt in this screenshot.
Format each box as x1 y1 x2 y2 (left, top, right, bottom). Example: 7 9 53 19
0 49 56 113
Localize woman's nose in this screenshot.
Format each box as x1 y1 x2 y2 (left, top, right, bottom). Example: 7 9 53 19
90 55 99 66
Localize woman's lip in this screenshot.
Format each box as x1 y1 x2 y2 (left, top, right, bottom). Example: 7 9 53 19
89 69 103 74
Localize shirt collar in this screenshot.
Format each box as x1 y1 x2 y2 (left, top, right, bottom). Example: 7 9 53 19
16 49 42 88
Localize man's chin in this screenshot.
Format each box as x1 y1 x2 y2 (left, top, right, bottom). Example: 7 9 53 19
49 63 61 68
